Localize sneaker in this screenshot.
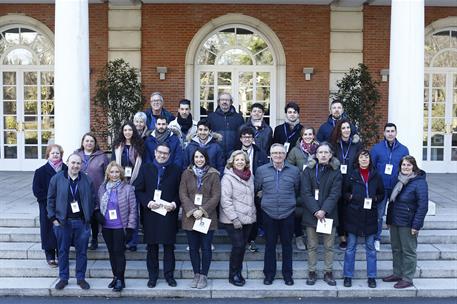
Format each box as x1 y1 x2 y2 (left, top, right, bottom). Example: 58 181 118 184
343 277 352 287
374 240 380 252
190 273 200 288
77 279 90 290
339 241 347 251
55 279 68 290
197 275 207 289
248 241 259 253
306 271 317 286
295 236 306 251
324 272 337 286
368 278 377 288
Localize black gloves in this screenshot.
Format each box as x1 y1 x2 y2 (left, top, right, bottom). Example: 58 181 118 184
125 228 134 243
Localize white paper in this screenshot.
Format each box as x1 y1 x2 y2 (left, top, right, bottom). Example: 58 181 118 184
151 199 172 216
316 218 333 234
340 165 347 175
385 164 393 175
108 209 118 220
192 217 211 234
70 201 80 213
154 190 162 202
364 198 372 210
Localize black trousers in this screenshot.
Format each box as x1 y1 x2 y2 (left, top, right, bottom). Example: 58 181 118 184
102 228 126 280
223 223 252 277
146 244 175 281
248 197 263 242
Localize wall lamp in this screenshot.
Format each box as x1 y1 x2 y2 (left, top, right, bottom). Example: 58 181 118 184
380 69 389 82
303 67 314 81
157 67 168 80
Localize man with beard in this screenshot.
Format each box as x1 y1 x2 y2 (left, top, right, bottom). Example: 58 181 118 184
317 99 357 142
273 102 303 156
169 99 197 148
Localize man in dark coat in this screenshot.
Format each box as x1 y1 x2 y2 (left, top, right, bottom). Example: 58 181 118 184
207 92 245 160
301 142 342 287
47 153 96 290
239 102 272 156
316 99 356 143
145 92 175 131
134 143 181 288
273 102 303 156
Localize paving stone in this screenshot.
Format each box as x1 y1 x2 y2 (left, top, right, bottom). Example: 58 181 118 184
0 242 33 258
0 277 55 296
50 278 121 297
418 260 457 277
181 261 247 279
433 244 457 259
414 278 457 297
121 279 211 298
336 279 417 297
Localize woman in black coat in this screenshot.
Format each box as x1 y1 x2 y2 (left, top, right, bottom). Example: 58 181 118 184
133 143 181 288
342 149 384 288
32 144 67 267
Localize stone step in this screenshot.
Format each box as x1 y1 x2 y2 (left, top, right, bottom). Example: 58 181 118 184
0 259 455 280
1 227 456 244
0 277 455 298
1 242 454 261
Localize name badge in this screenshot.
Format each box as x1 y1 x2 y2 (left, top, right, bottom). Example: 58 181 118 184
154 190 162 202
340 165 347 175
385 164 393 175
194 194 203 206
314 189 319 201
124 166 132 177
70 201 80 213
108 209 118 220
284 142 290 153
364 198 373 210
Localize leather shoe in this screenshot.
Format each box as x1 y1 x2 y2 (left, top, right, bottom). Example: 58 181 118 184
77 279 90 290
108 277 117 289
284 277 294 286
343 277 352 287
55 279 68 290
229 273 245 287
147 279 157 288
394 280 413 289
306 271 317 286
263 277 273 285
113 279 123 292
324 272 336 286
382 274 402 282
166 277 177 287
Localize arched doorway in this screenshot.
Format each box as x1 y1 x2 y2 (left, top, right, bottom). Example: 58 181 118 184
0 23 54 170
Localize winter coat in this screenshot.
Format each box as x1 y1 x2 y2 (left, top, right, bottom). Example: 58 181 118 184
207 106 245 160
219 168 256 225
179 166 221 231
145 107 175 131
273 122 303 155
133 163 181 244
301 157 342 227
333 134 362 184
254 161 300 220
386 170 428 230
75 149 109 201
370 139 409 192
239 119 273 155
112 144 142 184
168 117 197 148
183 133 225 175
47 170 96 224
33 162 68 203
97 181 137 229
343 168 385 236
144 129 183 168
316 113 357 143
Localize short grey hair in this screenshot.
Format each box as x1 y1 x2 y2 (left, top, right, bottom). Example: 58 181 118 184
270 143 286 154
133 111 147 122
226 150 250 170
150 92 163 102
316 141 334 154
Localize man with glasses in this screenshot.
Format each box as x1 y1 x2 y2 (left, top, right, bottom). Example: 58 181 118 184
254 143 300 286
145 92 175 131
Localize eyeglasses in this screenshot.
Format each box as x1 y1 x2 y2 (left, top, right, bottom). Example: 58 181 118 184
271 151 286 155
156 151 169 156
241 136 253 139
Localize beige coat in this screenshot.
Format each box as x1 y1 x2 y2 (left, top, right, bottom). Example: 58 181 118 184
219 168 256 225
179 166 221 231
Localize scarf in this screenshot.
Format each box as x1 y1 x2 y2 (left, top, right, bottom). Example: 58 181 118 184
48 159 63 172
100 180 122 215
177 113 193 134
198 135 212 148
390 172 417 203
284 117 300 128
250 118 263 128
233 168 251 181
154 128 171 144
192 165 209 190
153 158 168 188
300 140 318 156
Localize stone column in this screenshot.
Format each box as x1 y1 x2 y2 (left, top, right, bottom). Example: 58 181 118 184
54 0 90 155
388 0 424 165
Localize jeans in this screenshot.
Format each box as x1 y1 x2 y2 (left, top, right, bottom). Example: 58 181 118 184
376 190 389 241
102 228 126 280
186 230 214 276
390 225 417 283
306 226 335 272
53 218 90 281
223 223 252 277
343 233 377 278
262 211 294 279
146 243 175 280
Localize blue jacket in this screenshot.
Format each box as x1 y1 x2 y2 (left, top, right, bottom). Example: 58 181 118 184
370 139 409 192
144 130 183 168
386 171 428 230
207 106 245 160
239 119 273 155
183 133 225 175
316 113 357 143
145 108 175 131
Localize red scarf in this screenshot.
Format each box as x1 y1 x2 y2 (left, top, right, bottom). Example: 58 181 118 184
233 168 251 181
359 167 369 183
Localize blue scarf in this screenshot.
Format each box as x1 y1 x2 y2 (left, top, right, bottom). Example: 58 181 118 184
192 165 209 191
153 158 170 189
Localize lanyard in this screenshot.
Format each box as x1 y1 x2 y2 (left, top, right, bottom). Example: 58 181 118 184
68 176 79 201
82 154 91 172
339 138 352 164
283 124 298 142
360 173 369 198
126 146 130 161
384 140 396 164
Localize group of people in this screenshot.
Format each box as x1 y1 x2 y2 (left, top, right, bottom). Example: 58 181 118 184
32 92 429 292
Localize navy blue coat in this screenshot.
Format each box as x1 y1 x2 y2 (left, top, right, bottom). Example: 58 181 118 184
273 122 303 155
183 134 225 175
207 106 245 160
145 108 175 131
386 171 428 230
333 135 362 184
144 130 183 168
343 168 385 236
370 139 409 192
33 162 68 203
239 119 273 155
316 113 357 143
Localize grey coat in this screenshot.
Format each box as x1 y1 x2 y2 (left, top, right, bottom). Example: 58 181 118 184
254 161 300 220
301 157 342 228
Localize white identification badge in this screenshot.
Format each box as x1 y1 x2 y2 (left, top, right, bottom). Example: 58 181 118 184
364 198 373 210
385 164 393 175
70 201 80 213
108 209 118 220
340 165 347 175
194 194 203 206
314 189 319 201
302 164 307 171
154 190 162 202
284 142 290 153
316 218 333 234
124 166 132 177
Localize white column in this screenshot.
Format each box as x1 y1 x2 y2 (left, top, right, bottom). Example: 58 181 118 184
388 0 424 166
54 0 90 156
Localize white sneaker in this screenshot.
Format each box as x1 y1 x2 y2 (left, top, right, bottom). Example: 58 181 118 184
374 240 380 252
